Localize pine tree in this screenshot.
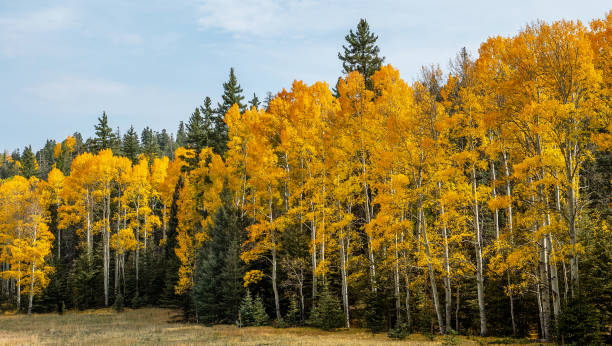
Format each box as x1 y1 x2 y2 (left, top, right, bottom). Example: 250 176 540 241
218 68 245 116
185 108 209 153
20 145 38 178
157 129 173 157
141 127 160 159
176 121 187 148
239 290 256 326
338 18 385 89
93 111 116 152
248 93 260 110
309 285 344 330
122 126 140 163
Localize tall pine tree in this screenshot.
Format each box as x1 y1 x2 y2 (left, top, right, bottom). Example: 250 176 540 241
176 121 187 148
122 126 141 163
338 18 385 89
217 68 245 116
20 145 38 178
93 111 117 152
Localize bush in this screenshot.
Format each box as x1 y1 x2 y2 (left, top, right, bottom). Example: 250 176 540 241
309 285 344 330
363 291 388 333
239 290 255 326
285 297 302 326
388 323 410 340
557 296 604 345
253 295 269 326
239 290 269 327
113 293 124 312
442 328 458 346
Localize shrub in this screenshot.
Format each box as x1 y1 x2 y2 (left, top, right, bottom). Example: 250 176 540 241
309 285 344 330
388 323 410 340
557 296 604 345
113 293 124 312
253 295 269 326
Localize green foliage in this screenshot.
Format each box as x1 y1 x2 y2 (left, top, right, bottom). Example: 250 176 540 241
248 93 260 110
122 126 140 163
252 296 269 326
69 253 101 310
114 293 124 312
387 323 410 340
239 290 268 326
557 296 604 345
309 285 344 331
442 329 459 346
218 67 245 115
141 126 160 160
176 121 187 148
338 18 384 89
93 111 117 152
363 291 388 333
185 107 210 154
284 297 301 326
192 193 245 324
20 145 38 178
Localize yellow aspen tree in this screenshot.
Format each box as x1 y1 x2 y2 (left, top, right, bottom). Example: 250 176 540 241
150 156 170 244
239 106 286 322
58 152 96 261
113 156 132 296
0 176 54 314
443 50 491 336
91 149 116 307
337 71 379 293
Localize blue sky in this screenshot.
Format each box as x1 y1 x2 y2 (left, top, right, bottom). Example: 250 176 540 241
0 1 610 152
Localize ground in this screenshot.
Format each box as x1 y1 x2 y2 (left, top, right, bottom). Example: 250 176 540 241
0 308 529 345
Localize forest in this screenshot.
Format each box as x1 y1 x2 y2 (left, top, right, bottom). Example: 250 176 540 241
1 12 611 345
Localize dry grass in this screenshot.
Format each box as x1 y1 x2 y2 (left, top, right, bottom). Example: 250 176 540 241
0 308 527 345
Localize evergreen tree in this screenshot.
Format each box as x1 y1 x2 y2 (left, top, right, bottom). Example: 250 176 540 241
35 140 56 179
141 126 160 159
20 145 38 178
217 67 245 116
176 121 187 148
309 285 344 330
263 92 274 111
192 187 245 324
157 129 173 158
248 93 260 110
239 290 256 326
185 107 210 153
215 68 244 154
338 18 385 89
122 126 141 163
252 296 269 326
93 111 117 152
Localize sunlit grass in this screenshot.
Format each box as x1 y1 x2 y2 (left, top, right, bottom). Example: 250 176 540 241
0 308 529 345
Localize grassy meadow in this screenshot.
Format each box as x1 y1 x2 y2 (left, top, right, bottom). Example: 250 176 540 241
0 308 532 345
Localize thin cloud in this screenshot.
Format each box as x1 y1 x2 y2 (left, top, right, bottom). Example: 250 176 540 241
195 0 354 38
0 7 75 56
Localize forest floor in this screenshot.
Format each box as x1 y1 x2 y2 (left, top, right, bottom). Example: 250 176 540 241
0 307 532 345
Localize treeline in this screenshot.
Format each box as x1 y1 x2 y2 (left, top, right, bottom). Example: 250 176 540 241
1 14 611 344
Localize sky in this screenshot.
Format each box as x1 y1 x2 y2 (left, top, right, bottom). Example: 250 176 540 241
0 1 610 152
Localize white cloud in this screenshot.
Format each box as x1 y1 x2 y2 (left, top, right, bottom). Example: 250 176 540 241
196 0 354 38
0 7 75 56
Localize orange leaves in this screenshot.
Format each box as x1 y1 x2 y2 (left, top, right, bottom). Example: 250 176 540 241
243 270 265 287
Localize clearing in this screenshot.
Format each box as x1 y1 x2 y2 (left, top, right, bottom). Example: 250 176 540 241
0 308 527 345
